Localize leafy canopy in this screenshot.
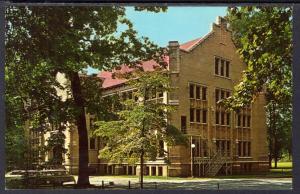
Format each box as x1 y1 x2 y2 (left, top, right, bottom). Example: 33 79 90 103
93 68 187 164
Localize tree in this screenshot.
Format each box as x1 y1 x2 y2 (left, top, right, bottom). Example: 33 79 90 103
5 6 166 186
224 6 292 168
93 68 187 189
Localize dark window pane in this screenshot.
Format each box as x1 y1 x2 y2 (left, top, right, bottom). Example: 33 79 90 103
221 112 225 125
202 87 207 100
238 142 242 156
226 91 230 98
158 85 164 97
190 109 194 122
181 116 187 132
226 61 230 77
221 59 224 76
248 142 251 156
247 116 251 127
227 113 230 125
189 84 194 98
216 111 219 124
215 58 219 75
221 90 225 99
196 86 200 99
238 115 241 126
243 115 246 127
243 142 247 156
158 91 163 98
215 89 220 103
202 110 207 123
196 109 201 122
90 138 96 149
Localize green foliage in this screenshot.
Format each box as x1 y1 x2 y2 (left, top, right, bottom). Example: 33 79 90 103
225 6 292 165
5 6 167 184
92 68 188 164
225 6 292 109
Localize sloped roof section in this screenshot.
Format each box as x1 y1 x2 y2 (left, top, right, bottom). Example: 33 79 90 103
179 31 213 52
180 37 203 52
98 56 169 89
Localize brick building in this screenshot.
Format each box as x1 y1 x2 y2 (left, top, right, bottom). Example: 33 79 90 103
45 16 269 177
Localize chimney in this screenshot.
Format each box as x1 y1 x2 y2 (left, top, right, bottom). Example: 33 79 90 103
216 16 228 29
168 41 180 72
211 16 228 32
168 41 180 105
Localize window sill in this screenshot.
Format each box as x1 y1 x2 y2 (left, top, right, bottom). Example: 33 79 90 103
238 156 252 159
214 75 231 80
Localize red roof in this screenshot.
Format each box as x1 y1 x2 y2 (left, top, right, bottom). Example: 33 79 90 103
180 37 203 52
98 35 207 89
98 56 169 89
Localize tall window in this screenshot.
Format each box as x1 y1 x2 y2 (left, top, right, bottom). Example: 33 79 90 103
216 111 220 124
202 110 207 123
215 89 220 103
196 86 201 99
226 113 230 126
202 87 207 100
226 91 230 98
215 56 230 78
221 90 225 99
215 58 219 75
243 115 246 127
189 84 194 98
221 112 225 125
196 109 201 123
238 141 242 156
248 142 251 156
237 115 241 127
247 116 251 127
220 59 224 76
190 108 195 122
90 138 96 150
243 142 247 157
181 116 187 133
227 141 231 156
226 61 230 77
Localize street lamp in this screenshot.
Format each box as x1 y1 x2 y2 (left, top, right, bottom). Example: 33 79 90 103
191 143 196 178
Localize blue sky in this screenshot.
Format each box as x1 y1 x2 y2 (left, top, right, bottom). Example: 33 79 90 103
126 6 227 47
87 6 227 74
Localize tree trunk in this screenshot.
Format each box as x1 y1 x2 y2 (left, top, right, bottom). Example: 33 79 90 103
274 136 279 169
269 153 272 169
139 90 146 189
140 150 144 189
70 72 90 186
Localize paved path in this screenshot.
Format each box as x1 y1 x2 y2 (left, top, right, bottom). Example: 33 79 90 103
74 176 292 190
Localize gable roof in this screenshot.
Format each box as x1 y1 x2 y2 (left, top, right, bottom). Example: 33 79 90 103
98 32 213 90
98 56 169 89
179 37 203 52
179 31 213 52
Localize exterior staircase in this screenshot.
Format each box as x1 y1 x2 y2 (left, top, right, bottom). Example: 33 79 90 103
204 149 226 177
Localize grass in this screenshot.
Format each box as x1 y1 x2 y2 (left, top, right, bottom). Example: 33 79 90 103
271 162 292 168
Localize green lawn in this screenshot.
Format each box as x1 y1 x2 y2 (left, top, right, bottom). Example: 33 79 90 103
271 162 292 168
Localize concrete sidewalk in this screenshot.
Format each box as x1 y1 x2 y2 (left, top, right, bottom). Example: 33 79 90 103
74 176 292 190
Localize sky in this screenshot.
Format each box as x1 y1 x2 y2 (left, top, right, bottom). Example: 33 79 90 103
87 6 227 74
